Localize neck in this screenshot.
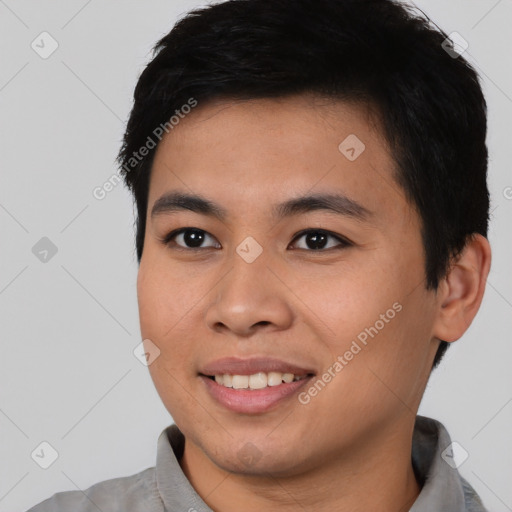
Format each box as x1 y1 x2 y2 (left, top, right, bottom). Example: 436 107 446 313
179 418 421 512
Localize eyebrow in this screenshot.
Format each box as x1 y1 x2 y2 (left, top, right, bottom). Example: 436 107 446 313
151 191 374 222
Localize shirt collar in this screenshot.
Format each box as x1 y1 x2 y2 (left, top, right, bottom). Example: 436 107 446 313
410 415 467 512
156 424 213 512
155 416 484 512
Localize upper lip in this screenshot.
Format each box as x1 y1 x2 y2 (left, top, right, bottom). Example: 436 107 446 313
200 357 315 376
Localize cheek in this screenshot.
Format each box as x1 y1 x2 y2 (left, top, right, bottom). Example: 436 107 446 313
137 259 204 376
303 266 394 342
337 293 435 414
137 258 197 340
137 266 165 340
312 254 431 376
137 264 198 415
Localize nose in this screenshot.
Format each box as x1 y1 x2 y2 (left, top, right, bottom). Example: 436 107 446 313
205 250 295 337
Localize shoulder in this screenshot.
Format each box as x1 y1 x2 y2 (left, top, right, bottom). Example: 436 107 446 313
26 467 163 512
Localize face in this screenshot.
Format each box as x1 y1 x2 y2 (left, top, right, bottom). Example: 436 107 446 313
137 95 441 476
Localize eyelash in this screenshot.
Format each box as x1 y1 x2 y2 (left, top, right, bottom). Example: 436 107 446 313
161 227 352 252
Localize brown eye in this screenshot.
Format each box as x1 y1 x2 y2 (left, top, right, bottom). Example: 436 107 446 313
290 229 351 251
164 228 221 249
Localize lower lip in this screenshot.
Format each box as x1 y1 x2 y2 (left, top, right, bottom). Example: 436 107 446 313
200 375 313 414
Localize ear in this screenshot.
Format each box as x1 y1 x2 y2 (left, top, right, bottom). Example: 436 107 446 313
432 234 492 343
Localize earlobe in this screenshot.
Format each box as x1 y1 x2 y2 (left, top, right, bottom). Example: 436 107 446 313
433 234 492 343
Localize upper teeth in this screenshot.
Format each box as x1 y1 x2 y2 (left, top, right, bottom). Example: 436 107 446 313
214 372 305 389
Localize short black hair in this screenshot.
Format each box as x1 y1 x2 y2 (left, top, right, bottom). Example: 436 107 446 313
117 0 489 368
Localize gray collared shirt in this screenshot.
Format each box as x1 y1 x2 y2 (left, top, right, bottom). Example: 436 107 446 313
27 415 488 511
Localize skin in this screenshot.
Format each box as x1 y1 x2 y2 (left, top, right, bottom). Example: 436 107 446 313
137 94 491 512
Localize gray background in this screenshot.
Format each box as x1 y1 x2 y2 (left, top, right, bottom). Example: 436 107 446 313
0 1 511 510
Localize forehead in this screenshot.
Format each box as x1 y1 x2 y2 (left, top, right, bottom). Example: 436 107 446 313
148 95 415 228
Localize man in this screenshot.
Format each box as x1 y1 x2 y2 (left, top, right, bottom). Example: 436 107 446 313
28 0 492 510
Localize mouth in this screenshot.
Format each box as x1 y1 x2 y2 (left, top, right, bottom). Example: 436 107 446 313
199 357 316 413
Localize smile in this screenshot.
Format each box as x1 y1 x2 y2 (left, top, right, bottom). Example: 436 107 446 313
199 356 316 413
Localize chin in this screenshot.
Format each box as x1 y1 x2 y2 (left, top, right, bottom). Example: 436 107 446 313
202 437 311 477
